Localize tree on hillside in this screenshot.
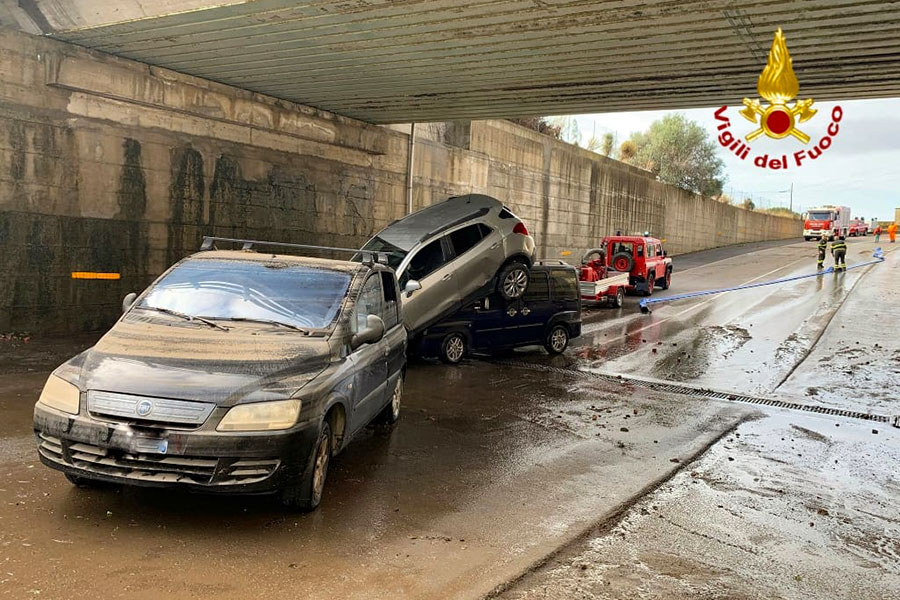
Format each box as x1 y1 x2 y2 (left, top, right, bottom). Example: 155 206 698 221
741 198 755 211
620 114 725 197
600 133 614 157
618 140 637 161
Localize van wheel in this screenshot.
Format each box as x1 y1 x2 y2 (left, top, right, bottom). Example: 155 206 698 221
545 325 569 354
440 333 467 364
281 421 331 511
498 262 530 300
376 375 403 425
611 287 625 308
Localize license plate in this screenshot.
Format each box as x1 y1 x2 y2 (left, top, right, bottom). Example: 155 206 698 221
135 438 168 454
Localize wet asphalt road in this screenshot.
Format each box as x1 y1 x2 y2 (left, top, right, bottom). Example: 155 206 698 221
1 237 897 599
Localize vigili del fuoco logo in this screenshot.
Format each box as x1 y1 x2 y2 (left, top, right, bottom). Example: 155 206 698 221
714 28 842 170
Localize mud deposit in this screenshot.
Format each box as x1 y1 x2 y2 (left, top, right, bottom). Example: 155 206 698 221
650 325 751 380
500 414 900 600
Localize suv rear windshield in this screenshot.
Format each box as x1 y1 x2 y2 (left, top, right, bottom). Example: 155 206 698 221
139 259 351 329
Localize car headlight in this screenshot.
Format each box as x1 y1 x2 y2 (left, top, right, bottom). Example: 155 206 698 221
37 375 80 414
216 399 301 432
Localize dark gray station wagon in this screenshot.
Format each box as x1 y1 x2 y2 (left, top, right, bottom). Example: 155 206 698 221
33 238 406 510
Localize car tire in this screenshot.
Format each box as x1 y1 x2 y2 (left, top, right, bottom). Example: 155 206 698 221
611 287 625 308
643 273 655 296
281 421 331 512
497 261 530 300
660 268 671 290
440 332 467 364
544 324 569 354
376 375 403 425
611 252 634 272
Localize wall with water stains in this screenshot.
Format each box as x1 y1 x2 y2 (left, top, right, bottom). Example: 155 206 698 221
0 29 799 335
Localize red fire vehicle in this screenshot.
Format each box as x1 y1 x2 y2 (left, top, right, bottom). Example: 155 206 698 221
579 234 673 300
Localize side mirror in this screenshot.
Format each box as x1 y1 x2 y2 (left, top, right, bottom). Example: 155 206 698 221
122 292 138 314
351 314 385 350
403 280 422 298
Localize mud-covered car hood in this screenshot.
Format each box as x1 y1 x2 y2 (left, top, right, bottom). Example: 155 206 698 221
56 318 332 406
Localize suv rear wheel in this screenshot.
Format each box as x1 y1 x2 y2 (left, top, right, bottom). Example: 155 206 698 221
281 421 331 511
611 287 625 308
497 261 530 301
643 273 655 296
440 332 467 364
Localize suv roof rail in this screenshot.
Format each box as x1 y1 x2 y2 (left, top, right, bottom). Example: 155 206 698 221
199 236 388 266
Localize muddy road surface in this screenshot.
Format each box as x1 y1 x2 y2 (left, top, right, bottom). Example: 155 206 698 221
1 237 897 599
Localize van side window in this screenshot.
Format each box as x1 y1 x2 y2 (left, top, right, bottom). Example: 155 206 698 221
636 245 644 257
647 244 655 257
380 271 399 329
449 224 485 257
354 276 384 334
403 239 446 285
524 271 550 300
550 270 579 301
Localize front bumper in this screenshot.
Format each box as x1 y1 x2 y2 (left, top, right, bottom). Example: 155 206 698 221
33 403 318 494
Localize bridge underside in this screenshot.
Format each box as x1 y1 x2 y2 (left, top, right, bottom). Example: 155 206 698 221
4 0 900 123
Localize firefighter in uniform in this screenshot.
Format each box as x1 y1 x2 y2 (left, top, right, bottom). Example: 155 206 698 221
831 235 847 271
816 233 828 269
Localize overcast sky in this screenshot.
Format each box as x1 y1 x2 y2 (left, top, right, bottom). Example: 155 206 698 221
561 97 900 221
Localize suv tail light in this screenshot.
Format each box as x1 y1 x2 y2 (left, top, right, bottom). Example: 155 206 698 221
513 222 529 236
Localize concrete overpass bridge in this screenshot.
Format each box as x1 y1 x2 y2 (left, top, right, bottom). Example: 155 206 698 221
2 0 899 123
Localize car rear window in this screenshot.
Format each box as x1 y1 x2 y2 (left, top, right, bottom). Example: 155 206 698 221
498 207 515 219
139 259 351 329
550 270 579 301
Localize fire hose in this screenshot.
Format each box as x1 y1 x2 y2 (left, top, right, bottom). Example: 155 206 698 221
639 247 886 314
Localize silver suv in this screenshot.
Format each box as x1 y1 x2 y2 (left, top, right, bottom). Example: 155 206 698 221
33 238 406 511
360 194 536 334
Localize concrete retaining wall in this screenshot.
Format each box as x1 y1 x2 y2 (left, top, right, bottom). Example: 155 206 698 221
0 29 800 334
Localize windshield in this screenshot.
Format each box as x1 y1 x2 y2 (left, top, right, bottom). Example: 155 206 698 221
138 259 351 329
357 236 407 270
807 211 834 221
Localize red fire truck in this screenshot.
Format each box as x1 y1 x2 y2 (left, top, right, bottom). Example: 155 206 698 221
803 205 851 241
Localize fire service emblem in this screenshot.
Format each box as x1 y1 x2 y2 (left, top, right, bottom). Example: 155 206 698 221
713 28 843 171
740 27 816 143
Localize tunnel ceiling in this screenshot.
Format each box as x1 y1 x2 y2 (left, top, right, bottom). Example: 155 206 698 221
21 0 900 123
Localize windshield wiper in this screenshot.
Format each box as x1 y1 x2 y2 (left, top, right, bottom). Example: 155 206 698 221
215 317 309 333
136 306 230 331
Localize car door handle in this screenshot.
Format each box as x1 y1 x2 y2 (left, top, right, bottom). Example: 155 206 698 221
442 273 453 281
490 242 500 250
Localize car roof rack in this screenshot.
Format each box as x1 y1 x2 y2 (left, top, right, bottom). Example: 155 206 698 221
199 236 388 266
534 259 573 267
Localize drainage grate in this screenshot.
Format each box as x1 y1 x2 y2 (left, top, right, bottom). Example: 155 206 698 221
494 359 898 426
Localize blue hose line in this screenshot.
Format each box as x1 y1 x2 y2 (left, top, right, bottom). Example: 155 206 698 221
639 247 886 312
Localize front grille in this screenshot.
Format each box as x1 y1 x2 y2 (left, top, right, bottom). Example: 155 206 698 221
87 391 216 427
37 433 279 486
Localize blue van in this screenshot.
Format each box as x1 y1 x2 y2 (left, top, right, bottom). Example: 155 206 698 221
419 262 582 363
